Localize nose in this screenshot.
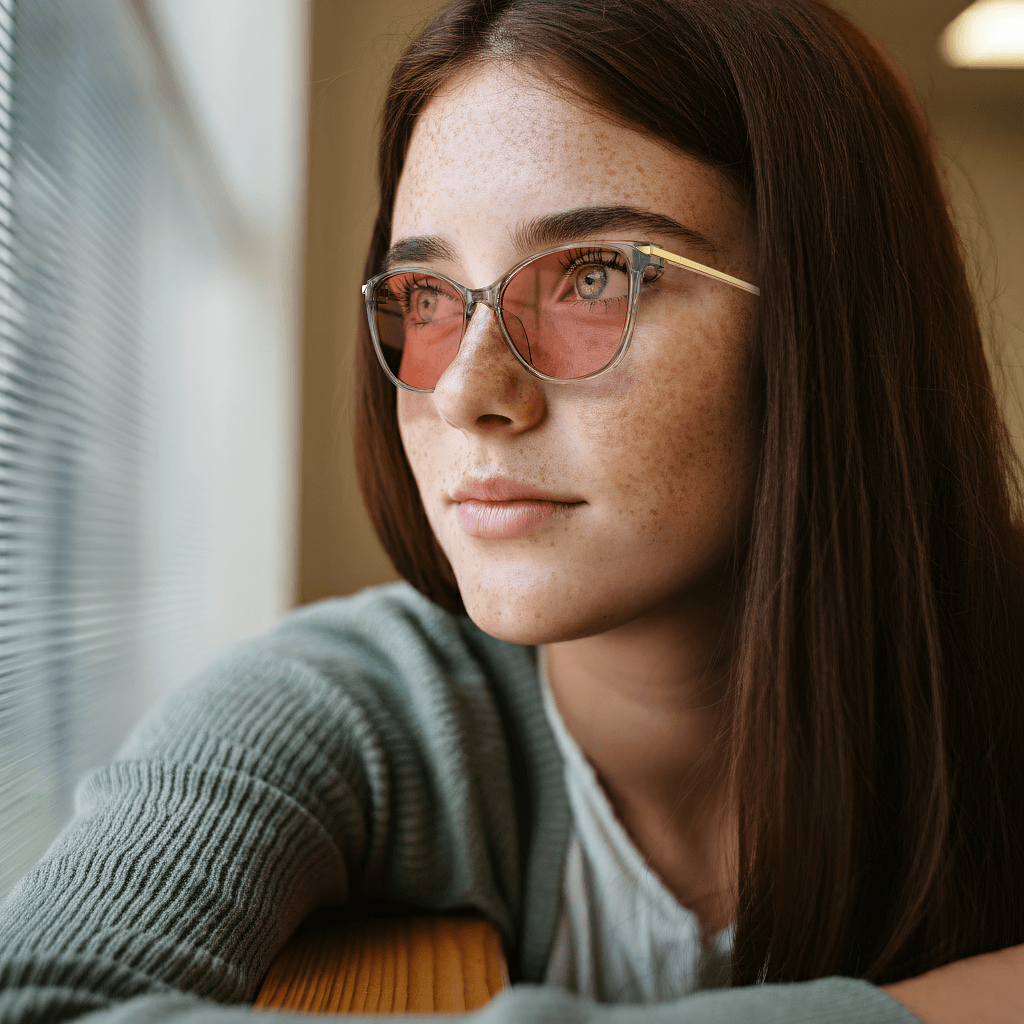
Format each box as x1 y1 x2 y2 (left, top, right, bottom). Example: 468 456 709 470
430 302 545 434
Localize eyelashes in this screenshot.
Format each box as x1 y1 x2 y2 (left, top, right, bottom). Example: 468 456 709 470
389 274 459 316
556 247 630 278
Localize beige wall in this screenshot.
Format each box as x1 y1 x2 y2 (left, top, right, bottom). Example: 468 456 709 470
840 0 1024 448
298 0 444 605
297 0 1024 605
935 110 1024 444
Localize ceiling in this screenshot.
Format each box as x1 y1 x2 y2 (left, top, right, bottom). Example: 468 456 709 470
838 0 1024 118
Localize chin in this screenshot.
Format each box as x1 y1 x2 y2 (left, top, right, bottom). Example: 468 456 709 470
456 574 629 647
464 606 607 647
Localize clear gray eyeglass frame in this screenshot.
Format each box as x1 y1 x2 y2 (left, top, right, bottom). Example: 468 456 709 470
361 240 760 393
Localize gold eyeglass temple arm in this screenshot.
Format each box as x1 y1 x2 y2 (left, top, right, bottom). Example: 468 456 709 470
637 244 761 296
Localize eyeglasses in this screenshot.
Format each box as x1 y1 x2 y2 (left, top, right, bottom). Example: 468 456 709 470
362 241 760 392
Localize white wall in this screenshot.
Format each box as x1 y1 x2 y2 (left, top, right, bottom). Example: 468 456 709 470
131 0 307 704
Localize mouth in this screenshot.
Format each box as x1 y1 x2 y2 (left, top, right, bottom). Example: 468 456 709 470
450 477 584 539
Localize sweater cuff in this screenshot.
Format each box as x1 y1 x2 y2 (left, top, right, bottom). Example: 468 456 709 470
51 977 923 1024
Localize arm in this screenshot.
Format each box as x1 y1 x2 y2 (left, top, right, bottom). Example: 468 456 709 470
881 942 1024 1024
0 585 533 1024
0 583 922 1024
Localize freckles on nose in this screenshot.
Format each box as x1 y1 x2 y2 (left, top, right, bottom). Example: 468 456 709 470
438 309 509 385
429 307 546 431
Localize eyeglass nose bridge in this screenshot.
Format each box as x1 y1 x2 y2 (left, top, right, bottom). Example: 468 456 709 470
462 281 503 324
462 281 519 355
456 280 536 378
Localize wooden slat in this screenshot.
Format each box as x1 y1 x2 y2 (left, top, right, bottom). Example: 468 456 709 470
254 914 510 1014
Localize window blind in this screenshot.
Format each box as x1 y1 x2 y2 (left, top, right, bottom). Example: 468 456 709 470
0 0 151 897
0 0 301 902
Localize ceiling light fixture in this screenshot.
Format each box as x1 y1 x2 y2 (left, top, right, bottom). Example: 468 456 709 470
941 0 1024 67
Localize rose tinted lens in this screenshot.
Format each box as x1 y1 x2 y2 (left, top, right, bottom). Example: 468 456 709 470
373 272 465 389
501 248 630 378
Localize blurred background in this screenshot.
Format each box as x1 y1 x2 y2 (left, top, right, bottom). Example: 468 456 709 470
0 0 1020 899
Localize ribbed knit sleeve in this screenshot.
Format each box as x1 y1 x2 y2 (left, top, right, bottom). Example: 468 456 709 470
0 584 570 1024
0 583 920 1024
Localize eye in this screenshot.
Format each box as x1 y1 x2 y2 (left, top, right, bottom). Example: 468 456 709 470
555 248 631 304
412 287 441 321
391 274 461 325
575 265 609 300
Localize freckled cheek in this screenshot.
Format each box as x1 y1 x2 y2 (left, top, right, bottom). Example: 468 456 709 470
568 338 755 537
565 395 682 542
397 395 444 499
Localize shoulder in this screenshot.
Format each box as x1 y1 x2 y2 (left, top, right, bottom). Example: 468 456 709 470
119 582 542 772
269 581 514 661
260 581 538 705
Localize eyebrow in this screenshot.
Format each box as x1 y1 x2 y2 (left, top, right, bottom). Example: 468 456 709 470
513 205 719 256
382 235 458 270
382 204 718 271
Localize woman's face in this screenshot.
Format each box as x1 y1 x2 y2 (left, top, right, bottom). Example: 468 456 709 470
393 64 760 645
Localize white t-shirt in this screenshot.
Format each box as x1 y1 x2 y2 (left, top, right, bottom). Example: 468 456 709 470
539 648 734 1003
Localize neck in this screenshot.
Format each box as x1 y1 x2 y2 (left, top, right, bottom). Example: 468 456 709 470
544 577 740 938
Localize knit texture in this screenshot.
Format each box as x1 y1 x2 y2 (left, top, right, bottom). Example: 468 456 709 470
0 583 920 1024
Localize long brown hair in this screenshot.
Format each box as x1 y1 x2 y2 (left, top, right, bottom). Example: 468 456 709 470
354 0 1024 987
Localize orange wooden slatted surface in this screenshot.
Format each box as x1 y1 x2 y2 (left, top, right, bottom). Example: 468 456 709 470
254 914 510 1014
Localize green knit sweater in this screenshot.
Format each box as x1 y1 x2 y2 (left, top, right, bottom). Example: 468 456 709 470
0 583 919 1024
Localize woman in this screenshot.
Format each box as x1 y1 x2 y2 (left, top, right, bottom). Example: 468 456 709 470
359 0 1024 990
1 1 1022 1022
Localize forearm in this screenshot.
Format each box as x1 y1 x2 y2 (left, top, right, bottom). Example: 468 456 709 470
881 942 1024 1024
1 978 919 1024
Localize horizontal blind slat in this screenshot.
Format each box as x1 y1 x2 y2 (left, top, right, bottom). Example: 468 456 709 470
0 0 148 899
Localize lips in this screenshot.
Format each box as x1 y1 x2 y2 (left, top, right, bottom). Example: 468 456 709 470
451 478 573 503
451 476 583 538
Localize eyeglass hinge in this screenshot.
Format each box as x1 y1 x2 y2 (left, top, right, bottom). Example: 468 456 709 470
635 243 665 268
635 244 666 279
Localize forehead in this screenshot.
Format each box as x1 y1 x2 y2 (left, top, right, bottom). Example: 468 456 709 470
391 64 748 266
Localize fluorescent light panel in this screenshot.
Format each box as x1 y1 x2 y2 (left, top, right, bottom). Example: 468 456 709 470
941 0 1024 67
